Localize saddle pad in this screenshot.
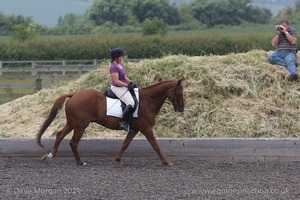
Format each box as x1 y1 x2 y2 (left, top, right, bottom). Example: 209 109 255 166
106 88 139 118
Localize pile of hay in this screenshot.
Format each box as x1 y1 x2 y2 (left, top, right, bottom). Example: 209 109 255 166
1 50 300 138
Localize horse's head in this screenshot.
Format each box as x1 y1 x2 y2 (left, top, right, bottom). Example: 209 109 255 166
167 77 184 112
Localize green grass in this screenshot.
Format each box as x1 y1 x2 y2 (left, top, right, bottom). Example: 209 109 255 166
0 78 59 104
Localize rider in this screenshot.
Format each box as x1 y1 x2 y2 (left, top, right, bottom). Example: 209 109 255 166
110 48 135 133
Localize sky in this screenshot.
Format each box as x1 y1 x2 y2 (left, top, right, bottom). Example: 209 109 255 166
0 0 92 27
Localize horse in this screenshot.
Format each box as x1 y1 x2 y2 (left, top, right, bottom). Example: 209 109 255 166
36 77 184 166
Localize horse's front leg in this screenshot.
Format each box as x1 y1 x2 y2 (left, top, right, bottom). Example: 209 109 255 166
116 131 138 164
70 128 86 165
143 128 173 166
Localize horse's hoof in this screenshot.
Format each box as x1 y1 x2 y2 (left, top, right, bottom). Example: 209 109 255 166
116 159 123 165
77 161 87 166
164 161 173 167
41 153 53 161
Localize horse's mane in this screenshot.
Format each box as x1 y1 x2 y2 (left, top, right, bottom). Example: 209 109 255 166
142 80 175 90
138 80 176 100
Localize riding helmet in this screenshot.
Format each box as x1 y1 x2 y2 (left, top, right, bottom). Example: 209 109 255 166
110 48 125 59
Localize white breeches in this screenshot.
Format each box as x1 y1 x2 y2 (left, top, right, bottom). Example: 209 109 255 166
111 86 135 107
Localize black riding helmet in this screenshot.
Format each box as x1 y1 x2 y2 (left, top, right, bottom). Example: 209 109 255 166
110 48 125 60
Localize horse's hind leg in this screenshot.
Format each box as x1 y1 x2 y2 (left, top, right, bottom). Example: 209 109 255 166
52 123 73 156
42 123 73 160
70 129 86 165
116 132 138 164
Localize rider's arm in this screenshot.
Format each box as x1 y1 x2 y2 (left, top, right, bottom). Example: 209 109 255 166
111 72 128 87
125 75 132 84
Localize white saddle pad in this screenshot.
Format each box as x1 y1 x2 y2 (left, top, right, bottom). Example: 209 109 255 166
106 88 139 118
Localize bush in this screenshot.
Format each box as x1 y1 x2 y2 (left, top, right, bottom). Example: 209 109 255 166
0 33 273 60
91 23 140 34
142 17 167 36
12 24 37 41
174 20 207 31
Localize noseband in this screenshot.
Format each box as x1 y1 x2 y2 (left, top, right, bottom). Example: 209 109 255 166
168 82 183 111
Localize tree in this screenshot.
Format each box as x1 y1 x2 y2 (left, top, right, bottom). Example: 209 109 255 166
54 13 92 35
191 0 272 27
57 13 82 26
0 12 34 35
272 4 300 25
177 3 206 30
178 3 194 23
296 0 300 11
133 0 180 25
244 6 272 24
86 0 135 26
12 23 37 41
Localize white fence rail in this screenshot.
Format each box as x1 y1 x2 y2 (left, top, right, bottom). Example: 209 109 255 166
0 59 100 103
0 59 99 76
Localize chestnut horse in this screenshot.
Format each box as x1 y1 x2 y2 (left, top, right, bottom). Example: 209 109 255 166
36 77 184 166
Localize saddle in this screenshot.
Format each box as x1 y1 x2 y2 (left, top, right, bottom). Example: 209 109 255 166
104 88 119 99
104 88 138 112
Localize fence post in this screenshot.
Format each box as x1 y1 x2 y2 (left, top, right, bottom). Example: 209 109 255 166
0 60 2 76
62 60 66 75
93 59 97 67
35 78 42 91
52 73 58 85
31 61 37 76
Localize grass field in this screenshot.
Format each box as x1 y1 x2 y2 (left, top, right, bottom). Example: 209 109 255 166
0 78 58 104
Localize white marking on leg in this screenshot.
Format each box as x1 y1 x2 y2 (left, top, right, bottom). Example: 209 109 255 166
41 152 53 161
41 154 47 161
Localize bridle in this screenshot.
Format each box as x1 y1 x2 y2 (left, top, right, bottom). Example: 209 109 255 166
138 80 184 112
168 81 183 111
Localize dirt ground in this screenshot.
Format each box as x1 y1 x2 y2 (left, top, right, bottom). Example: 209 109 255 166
0 157 299 200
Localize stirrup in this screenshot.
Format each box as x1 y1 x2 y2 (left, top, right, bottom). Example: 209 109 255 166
119 122 134 133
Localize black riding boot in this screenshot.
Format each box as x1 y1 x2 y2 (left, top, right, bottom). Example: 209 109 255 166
119 105 134 133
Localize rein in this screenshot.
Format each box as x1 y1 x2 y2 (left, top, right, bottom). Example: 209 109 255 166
139 81 181 103
133 80 183 113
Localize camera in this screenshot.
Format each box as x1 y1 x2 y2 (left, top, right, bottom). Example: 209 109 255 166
276 25 283 31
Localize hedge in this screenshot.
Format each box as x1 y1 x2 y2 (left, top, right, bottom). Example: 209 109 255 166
0 33 274 61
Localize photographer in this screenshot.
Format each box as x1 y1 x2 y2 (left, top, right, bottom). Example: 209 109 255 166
268 19 298 82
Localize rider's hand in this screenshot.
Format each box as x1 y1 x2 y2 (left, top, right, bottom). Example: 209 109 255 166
129 82 138 88
128 82 135 91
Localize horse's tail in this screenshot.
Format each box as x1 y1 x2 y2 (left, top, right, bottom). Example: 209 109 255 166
36 93 73 148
